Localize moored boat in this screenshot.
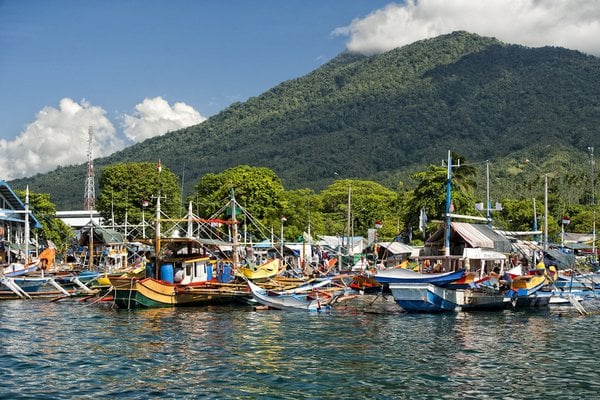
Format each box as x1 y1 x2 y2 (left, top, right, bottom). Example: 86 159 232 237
109 254 250 308
373 268 465 285
247 279 338 313
388 282 511 312
236 258 281 280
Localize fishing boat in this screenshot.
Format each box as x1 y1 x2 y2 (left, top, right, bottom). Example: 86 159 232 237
380 152 548 312
387 281 512 312
2 260 41 277
109 242 250 308
247 279 338 313
108 191 252 309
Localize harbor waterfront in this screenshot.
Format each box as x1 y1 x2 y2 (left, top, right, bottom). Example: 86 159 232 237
1 300 600 399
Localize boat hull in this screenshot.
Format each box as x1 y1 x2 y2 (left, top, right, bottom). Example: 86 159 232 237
389 283 463 312
374 268 465 286
109 277 249 309
237 259 281 280
389 283 512 312
247 280 335 312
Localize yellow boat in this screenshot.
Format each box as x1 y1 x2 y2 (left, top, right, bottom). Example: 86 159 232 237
510 273 547 295
236 258 281 280
96 265 146 287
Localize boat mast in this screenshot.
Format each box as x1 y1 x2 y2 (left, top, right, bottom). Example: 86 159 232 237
346 182 352 256
154 192 161 279
486 160 491 227
230 189 240 270
24 186 30 265
544 174 548 251
445 150 452 257
187 201 193 238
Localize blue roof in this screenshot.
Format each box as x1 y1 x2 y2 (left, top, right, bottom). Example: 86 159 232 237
0 181 43 229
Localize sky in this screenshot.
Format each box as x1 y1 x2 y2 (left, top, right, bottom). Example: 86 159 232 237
1 0 600 181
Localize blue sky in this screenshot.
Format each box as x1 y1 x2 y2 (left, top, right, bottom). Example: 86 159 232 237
0 1 388 137
0 0 598 180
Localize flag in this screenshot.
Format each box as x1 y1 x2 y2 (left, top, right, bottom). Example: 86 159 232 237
157 160 162 173
419 208 428 234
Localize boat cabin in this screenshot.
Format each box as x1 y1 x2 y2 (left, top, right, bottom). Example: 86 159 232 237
421 222 512 276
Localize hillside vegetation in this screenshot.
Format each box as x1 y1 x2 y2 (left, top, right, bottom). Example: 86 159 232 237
10 31 600 210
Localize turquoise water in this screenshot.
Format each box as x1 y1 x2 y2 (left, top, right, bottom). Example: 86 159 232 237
1 299 599 399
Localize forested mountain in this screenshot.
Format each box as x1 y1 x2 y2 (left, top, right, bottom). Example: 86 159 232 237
10 31 600 210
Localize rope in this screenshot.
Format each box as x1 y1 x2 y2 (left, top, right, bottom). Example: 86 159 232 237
127 278 135 309
84 286 114 306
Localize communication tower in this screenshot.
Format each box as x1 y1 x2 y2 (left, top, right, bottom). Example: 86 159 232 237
83 126 96 210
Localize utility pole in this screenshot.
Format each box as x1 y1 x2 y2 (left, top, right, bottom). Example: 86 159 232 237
589 146 595 205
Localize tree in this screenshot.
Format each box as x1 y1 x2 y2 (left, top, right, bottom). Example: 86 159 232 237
190 165 287 241
280 188 324 242
405 153 478 240
319 179 399 239
97 162 181 234
15 190 74 260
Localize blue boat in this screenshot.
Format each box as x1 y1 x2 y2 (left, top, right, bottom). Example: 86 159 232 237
388 282 512 312
373 268 465 286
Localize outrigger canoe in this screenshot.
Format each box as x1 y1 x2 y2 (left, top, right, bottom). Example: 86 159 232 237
247 279 339 312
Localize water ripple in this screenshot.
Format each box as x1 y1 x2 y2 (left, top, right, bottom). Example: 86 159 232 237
1 302 599 398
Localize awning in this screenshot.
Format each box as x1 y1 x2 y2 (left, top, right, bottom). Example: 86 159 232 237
451 222 512 253
451 222 494 248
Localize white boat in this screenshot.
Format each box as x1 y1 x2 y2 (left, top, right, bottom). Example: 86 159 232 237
247 280 336 313
388 282 511 312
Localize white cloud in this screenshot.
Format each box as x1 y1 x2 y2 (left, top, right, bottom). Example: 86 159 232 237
333 0 600 56
0 98 124 181
121 96 206 142
0 96 206 180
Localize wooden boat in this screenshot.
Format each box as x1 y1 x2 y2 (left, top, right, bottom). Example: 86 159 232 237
107 190 256 309
236 258 281 280
247 279 338 312
349 274 384 294
2 244 56 278
510 273 547 296
109 255 250 308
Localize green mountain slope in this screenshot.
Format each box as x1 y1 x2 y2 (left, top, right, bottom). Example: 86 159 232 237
10 31 600 209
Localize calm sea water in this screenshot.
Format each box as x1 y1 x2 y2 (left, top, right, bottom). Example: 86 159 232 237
1 298 599 399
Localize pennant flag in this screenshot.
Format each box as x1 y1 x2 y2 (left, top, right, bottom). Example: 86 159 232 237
419 208 428 233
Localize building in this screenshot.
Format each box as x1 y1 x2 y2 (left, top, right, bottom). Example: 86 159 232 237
0 181 42 264
56 210 103 229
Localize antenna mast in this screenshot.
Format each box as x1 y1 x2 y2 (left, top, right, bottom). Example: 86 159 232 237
83 126 96 211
